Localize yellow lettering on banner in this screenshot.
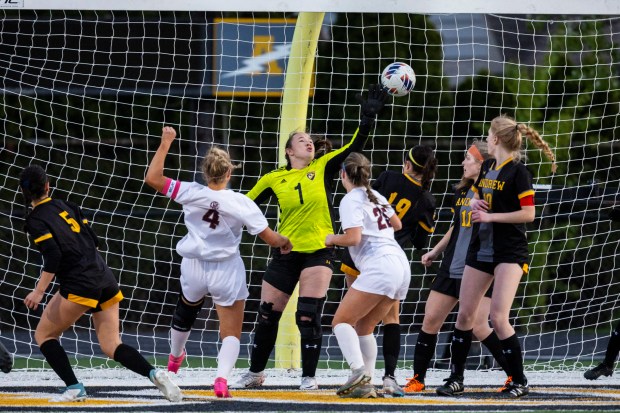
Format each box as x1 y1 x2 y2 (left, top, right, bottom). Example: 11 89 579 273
253 35 284 75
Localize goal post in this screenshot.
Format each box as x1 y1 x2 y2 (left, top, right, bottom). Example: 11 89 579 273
274 11 325 370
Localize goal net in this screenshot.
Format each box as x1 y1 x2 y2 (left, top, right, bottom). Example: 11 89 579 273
1 2 619 379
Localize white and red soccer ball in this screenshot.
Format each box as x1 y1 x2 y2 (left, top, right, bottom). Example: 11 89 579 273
380 62 416 97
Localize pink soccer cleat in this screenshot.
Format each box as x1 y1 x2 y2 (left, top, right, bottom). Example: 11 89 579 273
214 377 232 398
167 351 186 374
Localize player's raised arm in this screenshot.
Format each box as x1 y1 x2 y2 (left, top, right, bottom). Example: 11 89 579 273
323 85 389 174
145 126 177 192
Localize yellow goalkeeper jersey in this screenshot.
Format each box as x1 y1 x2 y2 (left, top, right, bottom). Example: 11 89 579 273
247 127 368 253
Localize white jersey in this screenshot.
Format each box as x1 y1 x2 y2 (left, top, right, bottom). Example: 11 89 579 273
340 187 404 269
162 179 268 261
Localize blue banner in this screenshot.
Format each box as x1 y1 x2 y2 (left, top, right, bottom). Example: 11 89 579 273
213 18 308 97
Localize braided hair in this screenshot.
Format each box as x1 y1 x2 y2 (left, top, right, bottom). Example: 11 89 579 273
19 164 48 226
491 114 557 173
342 152 386 207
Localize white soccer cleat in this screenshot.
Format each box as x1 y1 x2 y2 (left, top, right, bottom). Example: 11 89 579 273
150 369 183 402
336 367 371 396
299 376 318 390
230 371 265 389
382 375 404 397
49 382 87 402
348 383 380 399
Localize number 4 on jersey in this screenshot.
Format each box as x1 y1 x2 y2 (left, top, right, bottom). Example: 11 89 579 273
202 209 220 229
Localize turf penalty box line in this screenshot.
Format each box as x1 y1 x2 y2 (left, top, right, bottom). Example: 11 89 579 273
3 385 620 412
183 387 620 409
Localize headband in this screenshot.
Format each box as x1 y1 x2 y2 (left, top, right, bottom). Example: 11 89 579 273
408 148 424 168
468 145 484 162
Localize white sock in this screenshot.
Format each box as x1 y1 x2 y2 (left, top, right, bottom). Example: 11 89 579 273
216 336 240 379
333 323 364 370
170 329 191 357
358 334 377 380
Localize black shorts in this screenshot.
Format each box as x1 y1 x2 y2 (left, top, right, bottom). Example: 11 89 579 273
59 282 124 313
263 248 336 295
465 258 529 276
430 276 493 299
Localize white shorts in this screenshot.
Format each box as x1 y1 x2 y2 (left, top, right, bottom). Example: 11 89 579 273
180 254 249 306
352 253 410 300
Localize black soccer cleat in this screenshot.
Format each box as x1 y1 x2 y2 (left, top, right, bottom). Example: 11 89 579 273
584 363 614 380
500 379 529 398
436 374 464 396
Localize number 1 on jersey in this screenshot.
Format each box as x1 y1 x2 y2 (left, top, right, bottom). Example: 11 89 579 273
294 182 304 204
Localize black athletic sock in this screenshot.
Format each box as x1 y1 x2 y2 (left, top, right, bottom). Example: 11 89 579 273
382 324 400 378
450 328 473 377
39 339 79 386
249 322 279 373
481 330 511 376
604 322 620 367
113 343 154 377
413 330 437 382
301 336 322 377
501 334 526 384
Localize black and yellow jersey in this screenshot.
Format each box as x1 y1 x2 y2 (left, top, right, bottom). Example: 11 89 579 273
25 197 114 289
468 158 534 263
372 170 436 250
247 126 369 253
438 186 475 279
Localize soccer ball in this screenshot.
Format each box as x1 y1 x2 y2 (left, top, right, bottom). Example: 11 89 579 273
380 62 416 97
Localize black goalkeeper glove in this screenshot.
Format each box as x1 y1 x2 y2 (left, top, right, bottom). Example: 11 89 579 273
0 341 12 374
356 84 389 120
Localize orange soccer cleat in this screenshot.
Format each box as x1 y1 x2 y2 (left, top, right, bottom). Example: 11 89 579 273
403 374 425 393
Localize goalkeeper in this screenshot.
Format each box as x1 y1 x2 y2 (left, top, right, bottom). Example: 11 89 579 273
232 84 389 391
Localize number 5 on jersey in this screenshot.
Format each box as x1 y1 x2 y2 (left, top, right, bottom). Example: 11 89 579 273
59 211 81 233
